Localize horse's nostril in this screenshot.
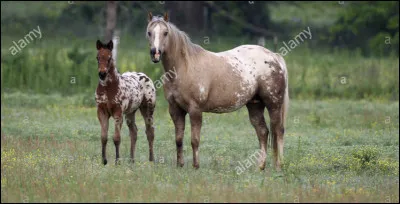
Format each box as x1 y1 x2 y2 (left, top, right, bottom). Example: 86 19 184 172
99 72 107 80
150 48 156 55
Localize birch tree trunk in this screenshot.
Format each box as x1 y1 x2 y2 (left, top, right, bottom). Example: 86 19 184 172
105 1 117 42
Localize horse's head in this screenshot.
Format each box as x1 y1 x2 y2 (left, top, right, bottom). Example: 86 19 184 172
96 40 113 80
146 12 170 63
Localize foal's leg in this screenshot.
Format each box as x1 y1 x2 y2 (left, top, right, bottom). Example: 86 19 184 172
113 108 123 165
125 111 137 163
246 102 269 170
140 103 155 162
169 102 187 167
267 107 285 171
188 107 202 169
97 107 110 165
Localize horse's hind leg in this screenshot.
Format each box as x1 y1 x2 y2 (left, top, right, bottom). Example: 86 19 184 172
126 111 138 163
140 102 155 162
246 102 268 170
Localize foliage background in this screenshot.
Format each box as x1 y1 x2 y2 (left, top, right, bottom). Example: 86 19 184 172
1 1 398 102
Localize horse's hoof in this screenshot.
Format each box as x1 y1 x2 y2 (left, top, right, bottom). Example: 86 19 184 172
193 164 200 169
115 160 121 165
103 159 108 165
177 162 184 167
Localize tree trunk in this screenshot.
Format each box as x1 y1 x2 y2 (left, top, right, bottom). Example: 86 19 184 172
166 1 205 34
105 1 117 42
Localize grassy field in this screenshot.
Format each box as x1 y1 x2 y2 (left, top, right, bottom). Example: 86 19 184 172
1 92 399 202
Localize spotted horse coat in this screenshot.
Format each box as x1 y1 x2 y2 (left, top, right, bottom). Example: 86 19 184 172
95 71 156 114
95 40 156 165
145 14 289 171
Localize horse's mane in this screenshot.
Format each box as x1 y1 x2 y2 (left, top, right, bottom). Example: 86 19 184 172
147 18 204 65
168 23 204 57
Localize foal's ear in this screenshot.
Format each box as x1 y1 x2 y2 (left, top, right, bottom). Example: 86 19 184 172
163 12 169 22
96 40 103 50
106 40 113 51
148 12 153 22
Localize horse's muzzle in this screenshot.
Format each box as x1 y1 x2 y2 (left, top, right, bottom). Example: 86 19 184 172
151 58 160 63
150 48 161 63
99 72 107 80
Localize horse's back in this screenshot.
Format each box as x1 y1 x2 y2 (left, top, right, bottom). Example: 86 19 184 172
118 72 156 113
134 72 156 107
211 44 288 106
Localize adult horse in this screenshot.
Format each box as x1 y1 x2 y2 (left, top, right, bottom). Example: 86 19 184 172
146 12 289 171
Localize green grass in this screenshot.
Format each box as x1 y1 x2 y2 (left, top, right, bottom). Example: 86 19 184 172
1 92 399 202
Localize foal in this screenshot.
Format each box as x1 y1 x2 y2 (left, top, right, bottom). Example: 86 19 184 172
95 40 156 165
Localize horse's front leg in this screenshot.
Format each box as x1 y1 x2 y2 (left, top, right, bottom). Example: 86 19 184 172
169 102 187 167
113 108 123 165
97 106 110 165
188 108 202 169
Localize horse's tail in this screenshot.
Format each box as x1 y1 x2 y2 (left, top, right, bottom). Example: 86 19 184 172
276 54 289 128
282 71 289 128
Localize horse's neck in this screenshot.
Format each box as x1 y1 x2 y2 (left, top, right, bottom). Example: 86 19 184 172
162 53 187 82
110 66 120 82
162 55 181 73
161 44 200 75
101 65 120 87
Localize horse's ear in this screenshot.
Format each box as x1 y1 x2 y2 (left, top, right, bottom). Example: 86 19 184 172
96 40 102 50
163 12 169 22
148 12 153 22
106 40 113 51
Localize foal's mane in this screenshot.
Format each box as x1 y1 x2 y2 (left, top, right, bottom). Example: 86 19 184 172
147 17 204 65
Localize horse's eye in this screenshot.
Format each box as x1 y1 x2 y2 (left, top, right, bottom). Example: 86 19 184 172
164 32 168 36
148 32 151 37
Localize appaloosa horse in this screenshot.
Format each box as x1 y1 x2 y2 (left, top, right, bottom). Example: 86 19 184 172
95 40 156 165
145 13 289 171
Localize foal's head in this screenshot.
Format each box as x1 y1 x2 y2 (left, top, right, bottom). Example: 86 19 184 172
146 12 170 63
96 40 113 80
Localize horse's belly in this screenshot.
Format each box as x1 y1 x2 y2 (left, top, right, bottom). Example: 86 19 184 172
118 78 143 113
118 92 143 114
206 104 243 113
204 91 254 113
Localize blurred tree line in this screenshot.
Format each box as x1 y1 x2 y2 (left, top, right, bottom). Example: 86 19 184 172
1 1 398 56
328 1 399 56
1 1 398 100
